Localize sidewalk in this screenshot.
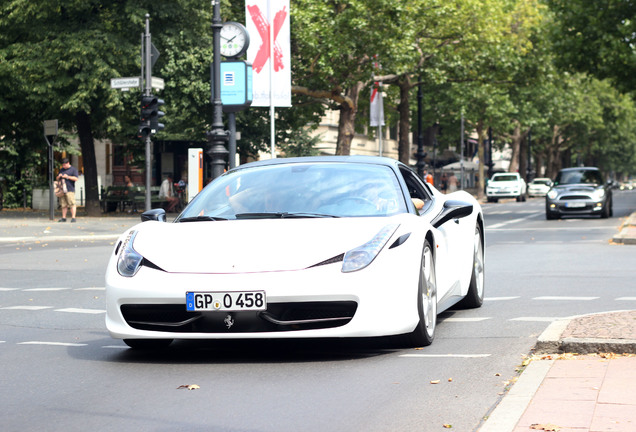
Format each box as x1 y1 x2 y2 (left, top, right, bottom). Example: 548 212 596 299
0 208 145 243
480 312 636 432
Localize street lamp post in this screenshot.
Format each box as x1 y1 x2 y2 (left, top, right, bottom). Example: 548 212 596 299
207 0 229 180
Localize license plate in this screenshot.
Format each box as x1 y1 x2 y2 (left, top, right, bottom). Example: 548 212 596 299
565 202 586 208
186 291 266 312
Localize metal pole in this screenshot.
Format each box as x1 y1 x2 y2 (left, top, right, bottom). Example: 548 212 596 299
228 112 237 169
144 15 153 211
47 136 54 220
460 112 465 190
269 0 276 158
416 76 425 178
207 0 229 179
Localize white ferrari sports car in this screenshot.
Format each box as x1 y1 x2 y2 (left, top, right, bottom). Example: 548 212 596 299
106 156 485 349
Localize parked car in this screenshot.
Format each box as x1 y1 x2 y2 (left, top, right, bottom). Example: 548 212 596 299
527 178 553 197
105 156 485 349
486 172 527 202
545 167 613 220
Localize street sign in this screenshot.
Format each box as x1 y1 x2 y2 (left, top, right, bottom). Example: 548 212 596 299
151 76 165 90
110 77 141 89
43 119 58 137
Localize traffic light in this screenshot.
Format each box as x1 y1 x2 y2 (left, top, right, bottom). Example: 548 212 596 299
138 95 165 139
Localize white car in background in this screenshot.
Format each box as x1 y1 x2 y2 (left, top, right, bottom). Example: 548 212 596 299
486 172 527 202
528 178 553 197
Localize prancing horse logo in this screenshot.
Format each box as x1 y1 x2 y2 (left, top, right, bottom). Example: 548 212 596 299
224 314 234 329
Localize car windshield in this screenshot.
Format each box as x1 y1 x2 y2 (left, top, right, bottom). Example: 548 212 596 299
555 170 603 186
492 175 517 182
177 162 408 220
531 179 550 185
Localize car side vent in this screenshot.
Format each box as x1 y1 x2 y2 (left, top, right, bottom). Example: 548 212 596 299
389 233 411 249
308 253 345 268
142 258 166 272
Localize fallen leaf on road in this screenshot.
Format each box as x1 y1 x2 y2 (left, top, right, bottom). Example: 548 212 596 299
442 424 452 428
177 384 200 390
530 423 561 431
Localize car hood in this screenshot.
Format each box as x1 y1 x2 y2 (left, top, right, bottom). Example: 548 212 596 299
128 217 408 273
553 184 600 194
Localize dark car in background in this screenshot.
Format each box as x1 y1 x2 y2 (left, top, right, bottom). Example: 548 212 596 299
545 167 613 220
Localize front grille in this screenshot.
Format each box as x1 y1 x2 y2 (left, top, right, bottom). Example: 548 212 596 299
560 195 590 200
121 301 358 333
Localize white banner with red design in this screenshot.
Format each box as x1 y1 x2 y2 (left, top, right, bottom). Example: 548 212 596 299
245 0 291 107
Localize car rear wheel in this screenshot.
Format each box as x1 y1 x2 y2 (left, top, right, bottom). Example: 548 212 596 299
457 224 485 309
401 240 437 347
124 339 173 350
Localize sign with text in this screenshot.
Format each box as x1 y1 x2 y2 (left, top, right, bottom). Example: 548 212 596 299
220 61 253 112
245 0 291 107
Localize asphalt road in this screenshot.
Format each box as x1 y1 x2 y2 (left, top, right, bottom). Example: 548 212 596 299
1 189 634 432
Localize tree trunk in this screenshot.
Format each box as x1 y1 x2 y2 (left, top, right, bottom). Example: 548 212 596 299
476 121 486 200
397 77 412 164
335 82 363 155
508 122 521 173
75 111 101 216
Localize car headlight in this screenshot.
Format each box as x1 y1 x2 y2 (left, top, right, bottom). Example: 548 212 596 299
117 230 143 277
547 190 558 200
342 224 399 273
592 189 606 200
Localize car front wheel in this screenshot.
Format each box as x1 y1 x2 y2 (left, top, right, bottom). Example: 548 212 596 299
400 239 437 347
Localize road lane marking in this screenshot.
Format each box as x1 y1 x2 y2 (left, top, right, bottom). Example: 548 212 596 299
102 345 128 349
400 354 491 358
17 341 87 347
0 288 19 291
74 287 105 291
485 297 520 301
443 317 491 322
1 306 52 310
616 297 636 301
55 308 106 314
23 288 69 292
533 296 598 301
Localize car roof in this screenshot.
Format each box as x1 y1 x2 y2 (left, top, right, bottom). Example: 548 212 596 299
558 167 600 172
231 155 404 171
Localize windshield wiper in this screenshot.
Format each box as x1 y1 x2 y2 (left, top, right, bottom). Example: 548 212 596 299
235 212 339 219
179 215 228 222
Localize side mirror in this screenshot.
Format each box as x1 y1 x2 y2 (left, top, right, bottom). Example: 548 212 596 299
141 208 167 222
431 200 473 228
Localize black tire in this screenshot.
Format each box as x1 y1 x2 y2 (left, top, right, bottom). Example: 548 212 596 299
123 339 173 350
457 224 485 309
400 240 437 347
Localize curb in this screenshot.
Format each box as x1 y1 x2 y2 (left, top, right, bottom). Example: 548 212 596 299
612 212 636 244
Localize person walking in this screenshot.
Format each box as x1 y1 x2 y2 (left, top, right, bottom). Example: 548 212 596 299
57 158 79 222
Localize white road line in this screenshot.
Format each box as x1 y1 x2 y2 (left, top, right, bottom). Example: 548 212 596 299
55 308 106 314
444 317 491 322
509 317 562 322
533 296 598 301
400 354 491 358
74 287 105 291
1 306 52 310
616 297 636 301
17 341 87 347
23 288 69 292
485 296 520 301
0 288 19 291
102 345 128 349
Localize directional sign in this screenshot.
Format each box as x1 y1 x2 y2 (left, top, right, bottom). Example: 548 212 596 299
110 77 141 89
151 76 164 90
